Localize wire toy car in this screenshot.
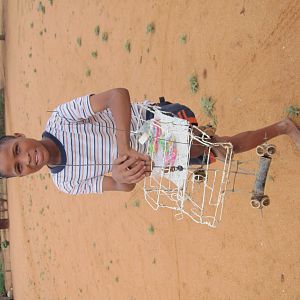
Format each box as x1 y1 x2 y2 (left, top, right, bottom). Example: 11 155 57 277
133 104 275 228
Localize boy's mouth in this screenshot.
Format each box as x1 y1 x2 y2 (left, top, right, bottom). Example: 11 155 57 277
35 149 39 165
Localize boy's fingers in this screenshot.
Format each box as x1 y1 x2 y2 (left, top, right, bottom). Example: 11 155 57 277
114 155 128 164
139 154 151 161
133 176 145 184
145 167 152 173
143 159 151 165
122 157 138 169
126 161 144 176
129 167 146 183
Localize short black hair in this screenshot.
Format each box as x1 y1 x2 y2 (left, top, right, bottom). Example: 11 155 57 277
0 135 16 178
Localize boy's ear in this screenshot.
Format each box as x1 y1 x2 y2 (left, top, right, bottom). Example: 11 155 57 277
13 133 26 138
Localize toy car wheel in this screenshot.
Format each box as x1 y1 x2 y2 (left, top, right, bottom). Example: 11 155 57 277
261 195 270 207
250 199 261 209
266 144 276 156
193 168 206 182
256 145 265 156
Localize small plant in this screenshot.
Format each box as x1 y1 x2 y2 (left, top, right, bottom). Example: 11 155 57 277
200 96 218 128
48 0 53 5
94 25 100 36
40 271 45 280
28 53 32 58
85 68 91 77
39 30 43 36
0 260 5 295
189 74 199 94
76 37 82 46
37 2 46 14
124 40 131 52
132 200 140 207
268 175 275 182
91 51 98 58
1 240 9 249
285 105 300 118
146 22 155 33
179 34 187 44
147 224 155 234
102 32 108 41
210 115 218 128
30 22 34 28
115 276 119 282
200 96 215 117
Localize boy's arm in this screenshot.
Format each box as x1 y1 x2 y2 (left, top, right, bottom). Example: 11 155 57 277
102 176 136 192
90 88 151 184
89 88 134 156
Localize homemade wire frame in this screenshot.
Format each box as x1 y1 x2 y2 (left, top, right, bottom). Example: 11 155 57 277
133 104 233 228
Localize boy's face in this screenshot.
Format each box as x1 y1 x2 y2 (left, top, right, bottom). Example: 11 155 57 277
0 134 50 177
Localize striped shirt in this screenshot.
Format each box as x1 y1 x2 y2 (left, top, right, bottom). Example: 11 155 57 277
44 94 149 195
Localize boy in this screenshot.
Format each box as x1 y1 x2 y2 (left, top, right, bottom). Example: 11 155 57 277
0 88 299 194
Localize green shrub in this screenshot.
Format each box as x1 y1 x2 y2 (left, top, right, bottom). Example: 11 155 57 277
0 260 5 295
285 105 300 118
189 74 199 94
146 22 155 33
200 96 218 128
124 40 131 53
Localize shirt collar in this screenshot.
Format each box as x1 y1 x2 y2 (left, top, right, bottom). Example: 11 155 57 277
42 131 67 174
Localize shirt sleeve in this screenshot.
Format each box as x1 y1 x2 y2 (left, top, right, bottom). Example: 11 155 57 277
55 94 95 122
56 176 104 195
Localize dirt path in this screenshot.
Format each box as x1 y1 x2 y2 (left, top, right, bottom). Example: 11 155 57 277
4 0 300 299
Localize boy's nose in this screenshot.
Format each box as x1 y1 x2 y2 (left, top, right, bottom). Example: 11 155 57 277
19 152 31 166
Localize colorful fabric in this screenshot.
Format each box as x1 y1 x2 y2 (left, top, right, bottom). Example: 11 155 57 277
146 101 216 165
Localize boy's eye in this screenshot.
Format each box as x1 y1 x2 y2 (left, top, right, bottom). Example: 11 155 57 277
15 144 20 155
16 163 22 175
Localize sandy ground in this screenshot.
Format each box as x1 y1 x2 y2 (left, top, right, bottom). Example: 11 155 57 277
3 0 300 299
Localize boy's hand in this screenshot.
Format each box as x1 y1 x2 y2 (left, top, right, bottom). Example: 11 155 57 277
120 148 152 176
122 148 150 163
112 153 152 184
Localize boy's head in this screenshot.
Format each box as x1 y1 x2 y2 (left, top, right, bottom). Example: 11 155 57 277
0 134 51 178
